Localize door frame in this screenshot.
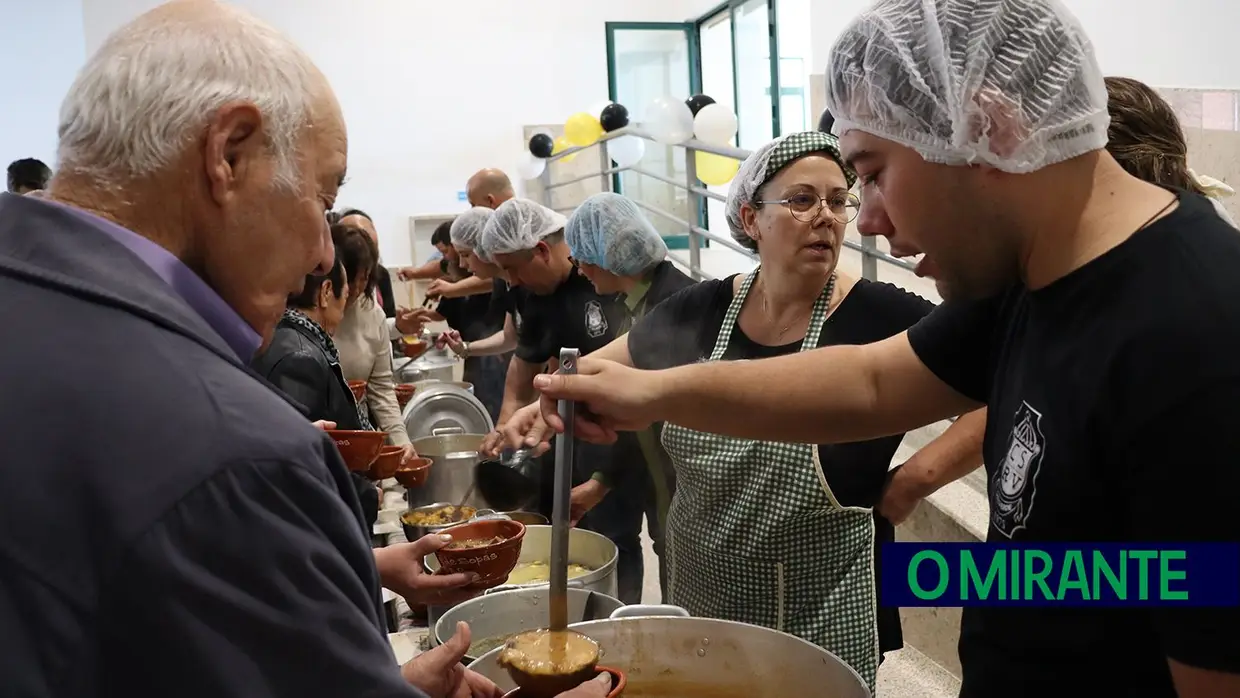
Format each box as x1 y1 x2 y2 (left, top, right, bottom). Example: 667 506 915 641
604 22 703 247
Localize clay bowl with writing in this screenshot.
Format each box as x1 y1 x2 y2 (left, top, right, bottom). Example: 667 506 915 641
347 379 368 402
500 667 625 698
394 383 416 410
368 445 404 480
326 430 387 472
434 519 526 590
393 457 433 488
401 337 429 360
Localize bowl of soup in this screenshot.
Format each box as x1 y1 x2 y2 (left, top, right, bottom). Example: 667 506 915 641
435 519 526 590
401 337 429 359
394 383 416 409
369 445 404 480
393 457 433 488
347 379 368 402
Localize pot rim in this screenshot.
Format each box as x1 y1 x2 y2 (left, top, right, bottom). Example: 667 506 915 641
433 587 625 659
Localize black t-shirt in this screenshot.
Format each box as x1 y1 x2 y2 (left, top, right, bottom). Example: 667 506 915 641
628 274 935 653
625 260 698 321
515 269 627 365
488 278 527 336
906 191 1240 696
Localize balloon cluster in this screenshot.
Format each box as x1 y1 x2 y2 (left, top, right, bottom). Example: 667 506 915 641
645 94 740 186
515 95 742 186
517 101 643 180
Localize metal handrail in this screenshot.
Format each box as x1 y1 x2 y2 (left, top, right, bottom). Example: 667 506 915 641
535 126 913 283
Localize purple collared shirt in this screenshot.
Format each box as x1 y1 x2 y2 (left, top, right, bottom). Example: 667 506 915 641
46 200 262 361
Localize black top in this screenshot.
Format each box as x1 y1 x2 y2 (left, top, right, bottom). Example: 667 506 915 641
251 317 380 528
629 274 935 654
625 260 698 320
515 268 628 365
0 193 422 698
375 266 397 318
517 268 641 487
906 191 1240 697
489 277 528 336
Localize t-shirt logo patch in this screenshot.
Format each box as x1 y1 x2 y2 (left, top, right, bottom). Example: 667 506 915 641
585 300 608 338
991 401 1045 538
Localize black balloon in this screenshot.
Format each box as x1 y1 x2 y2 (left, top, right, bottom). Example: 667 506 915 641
599 103 630 132
686 94 716 117
818 109 836 133
529 133 554 159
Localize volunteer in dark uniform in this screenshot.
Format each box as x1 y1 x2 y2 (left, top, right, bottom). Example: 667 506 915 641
527 2 1240 695
439 206 525 361
561 191 696 603
425 213 509 422
480 198 647 604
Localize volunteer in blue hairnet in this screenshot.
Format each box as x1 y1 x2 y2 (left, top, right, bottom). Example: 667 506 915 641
562 192 697 601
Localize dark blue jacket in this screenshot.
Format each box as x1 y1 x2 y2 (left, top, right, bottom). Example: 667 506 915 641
0 193 423 697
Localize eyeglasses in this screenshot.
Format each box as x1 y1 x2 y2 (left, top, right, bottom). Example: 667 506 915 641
757 191 861 224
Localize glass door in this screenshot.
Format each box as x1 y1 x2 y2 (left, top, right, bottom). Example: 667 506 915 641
606 23 700 249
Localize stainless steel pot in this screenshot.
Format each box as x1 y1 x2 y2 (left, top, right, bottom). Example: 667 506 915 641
425 525 619 637
408 433 489 509
469 611 872 697
433 587 625 663
394 344 458 384
413 379 474 394
403 382 491 443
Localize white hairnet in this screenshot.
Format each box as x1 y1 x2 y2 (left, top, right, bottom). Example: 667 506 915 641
480 198 568 256
824 0 1110 174
450 206 494 260
566 193 668 276
726 131 856 252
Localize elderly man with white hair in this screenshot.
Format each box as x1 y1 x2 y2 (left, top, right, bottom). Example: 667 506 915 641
530 0 1240 696
0 2 610 698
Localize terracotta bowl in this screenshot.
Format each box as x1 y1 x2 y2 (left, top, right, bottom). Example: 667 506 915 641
369 445 404 480
434 519 526 590
347 379 368 402
401 337 429 360
501 665 624 698
394 383 416 410
393 457 433 488
326 430 387 472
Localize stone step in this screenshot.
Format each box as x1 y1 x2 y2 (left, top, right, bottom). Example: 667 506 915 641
878 644 962 697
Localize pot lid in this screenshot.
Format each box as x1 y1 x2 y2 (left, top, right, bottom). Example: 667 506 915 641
403 384 494 440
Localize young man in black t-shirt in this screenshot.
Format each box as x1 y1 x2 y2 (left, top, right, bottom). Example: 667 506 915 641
526 1 1240 695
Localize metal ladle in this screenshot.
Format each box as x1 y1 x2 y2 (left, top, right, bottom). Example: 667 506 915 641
549 347 578 631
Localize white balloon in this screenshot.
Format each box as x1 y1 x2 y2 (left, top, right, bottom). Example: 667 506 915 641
607 135 646 168
693 103 739 144
644 96 695 145
516 154 546 180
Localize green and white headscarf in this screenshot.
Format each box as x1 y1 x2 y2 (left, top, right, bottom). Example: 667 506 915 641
725 131 858 241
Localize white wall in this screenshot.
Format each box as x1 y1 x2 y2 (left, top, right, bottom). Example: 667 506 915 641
811 0 1240 90
78 0 705 265
0 0 85 177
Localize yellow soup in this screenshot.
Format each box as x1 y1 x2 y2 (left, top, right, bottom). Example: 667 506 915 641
506 561 593 585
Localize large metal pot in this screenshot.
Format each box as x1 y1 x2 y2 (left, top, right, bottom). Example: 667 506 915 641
424 525 619 637
433 587 625 663
469 612 872 697
403 382 492 443
408 433 489 509
394 345 457 384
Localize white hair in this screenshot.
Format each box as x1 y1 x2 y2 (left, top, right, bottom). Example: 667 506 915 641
56 2 323 190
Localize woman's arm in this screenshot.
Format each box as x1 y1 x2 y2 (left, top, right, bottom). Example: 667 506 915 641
879 408 986 524
437 276 492 299
449 314 519 357
363 308 411 446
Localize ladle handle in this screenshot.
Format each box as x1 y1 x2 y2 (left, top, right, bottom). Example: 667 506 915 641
549 347 579 632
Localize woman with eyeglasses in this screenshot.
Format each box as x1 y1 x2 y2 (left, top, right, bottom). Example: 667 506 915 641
499 131 942 690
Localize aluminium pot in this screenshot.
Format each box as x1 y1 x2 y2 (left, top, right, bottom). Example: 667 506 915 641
468 610 872 698
407 433 490 510
403 382 492 442
424 525 619 639
433 587 625 663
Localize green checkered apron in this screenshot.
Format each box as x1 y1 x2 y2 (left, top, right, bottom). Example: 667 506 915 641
660 268 880 692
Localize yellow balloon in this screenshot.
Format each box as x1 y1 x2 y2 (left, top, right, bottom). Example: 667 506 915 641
553 136 578 163
565 112 604 147
695 151 740 186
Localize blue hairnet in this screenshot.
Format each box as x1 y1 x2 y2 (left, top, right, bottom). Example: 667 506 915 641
565 193 668 276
